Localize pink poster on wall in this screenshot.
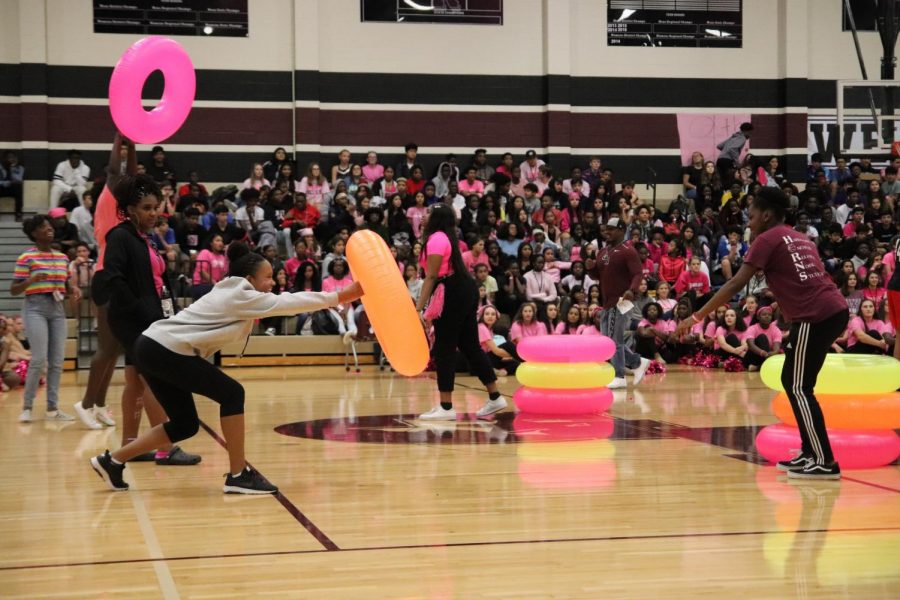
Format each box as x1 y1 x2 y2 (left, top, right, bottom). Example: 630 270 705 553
676 114 751 166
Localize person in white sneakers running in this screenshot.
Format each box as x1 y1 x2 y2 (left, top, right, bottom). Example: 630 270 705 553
414 205 508 421
588 218 651 389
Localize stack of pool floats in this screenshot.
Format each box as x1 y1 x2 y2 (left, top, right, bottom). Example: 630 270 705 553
514 336 617 415
755 354 900 469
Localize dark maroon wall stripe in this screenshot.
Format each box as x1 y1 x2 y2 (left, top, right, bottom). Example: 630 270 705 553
21 104 293 145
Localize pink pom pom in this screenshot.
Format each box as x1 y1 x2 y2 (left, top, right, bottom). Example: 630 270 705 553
14 359 28 381
723 356 745 372
646 360 667 375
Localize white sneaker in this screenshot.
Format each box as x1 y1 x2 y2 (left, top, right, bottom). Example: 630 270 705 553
46 409 76 422
608 377 627 389
632 358 652 386
74 401 103 430
18 409 33 423
264 327 276 336
342 331 355 345
476 396 508 418
418 406 457 421
94 406 116 427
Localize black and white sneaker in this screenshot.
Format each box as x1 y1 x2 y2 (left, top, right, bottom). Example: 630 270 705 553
223 467 278 495
776 453 812 472
90 450 129 491
787 461 841 480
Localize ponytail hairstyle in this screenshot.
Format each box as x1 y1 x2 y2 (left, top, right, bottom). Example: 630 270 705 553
112 174 160 219
227 242 267 278
229 252 268 279
422 203 469 279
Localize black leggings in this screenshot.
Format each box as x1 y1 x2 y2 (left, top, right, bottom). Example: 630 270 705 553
717 332 744 359
485 341 521 375
848 329 891 354
431 274 497 393
781 310 850 466
132 335 244 443
743 334 771 368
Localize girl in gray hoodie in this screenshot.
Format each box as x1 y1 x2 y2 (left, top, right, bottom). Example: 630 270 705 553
91 247 362 495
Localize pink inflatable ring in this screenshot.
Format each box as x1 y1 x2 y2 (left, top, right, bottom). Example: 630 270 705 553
513 387 613 415
108 37 196 144
518 335 615 363
755 424 900 470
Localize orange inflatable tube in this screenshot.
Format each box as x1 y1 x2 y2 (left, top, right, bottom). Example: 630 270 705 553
772 391 900 430
346 230 429 377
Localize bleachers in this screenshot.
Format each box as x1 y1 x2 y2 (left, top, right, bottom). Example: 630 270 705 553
0 219 29 314
219 335 376 368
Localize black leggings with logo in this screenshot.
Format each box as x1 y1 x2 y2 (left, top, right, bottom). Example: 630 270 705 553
780 310 850 466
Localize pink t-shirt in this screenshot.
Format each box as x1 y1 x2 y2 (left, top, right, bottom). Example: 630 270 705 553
298 178 330 210
576 324 601 336
406 205 428 239
715 326 746 350
846 316 893 348
638 318 674 346
458 179 485 196
420 231 453 277
462 250 490 273
478 323 493 351
745 323 783 348
146 237 165 297
555 322 580 335
192 249 229 285
322 274 354 293
362 164 384 183
704 321 718 339
510 320 549 342
656 298 677 313
95 186 124 273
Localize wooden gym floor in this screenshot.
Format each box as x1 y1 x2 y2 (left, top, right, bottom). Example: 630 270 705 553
0 366 898 599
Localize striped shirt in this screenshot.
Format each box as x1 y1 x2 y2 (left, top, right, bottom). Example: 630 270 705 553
14 247 69 295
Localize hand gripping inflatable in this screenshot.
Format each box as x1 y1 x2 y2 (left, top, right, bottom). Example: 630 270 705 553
109 37 196 144
346 230 428 376
755 424 900 469
760 354 900 395
513 387 613 415
516 362 615 389
771 391 900 430
517 335 615 363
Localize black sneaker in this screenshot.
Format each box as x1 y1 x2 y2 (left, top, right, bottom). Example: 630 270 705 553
223 467 278 495
776 454 812 472
787 461 841 480
90 450 129 491
155 446 202 466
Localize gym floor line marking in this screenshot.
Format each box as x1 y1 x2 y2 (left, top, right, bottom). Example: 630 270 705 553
3 525 899 572
128 481 181 600
842 476 900 494
197 419 340 551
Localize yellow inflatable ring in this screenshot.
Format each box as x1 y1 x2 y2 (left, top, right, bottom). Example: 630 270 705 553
772 392 900 430
516 362 614 389
760 354 900 395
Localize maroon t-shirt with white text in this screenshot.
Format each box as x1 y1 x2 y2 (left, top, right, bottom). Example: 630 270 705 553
744 225 845 322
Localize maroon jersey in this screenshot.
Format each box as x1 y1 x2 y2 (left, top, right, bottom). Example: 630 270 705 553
744 225 846 322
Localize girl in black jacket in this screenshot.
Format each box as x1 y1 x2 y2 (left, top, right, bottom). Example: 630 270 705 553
103 174 200 465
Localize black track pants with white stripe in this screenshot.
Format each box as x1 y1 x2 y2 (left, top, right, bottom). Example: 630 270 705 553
780 310 850 466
